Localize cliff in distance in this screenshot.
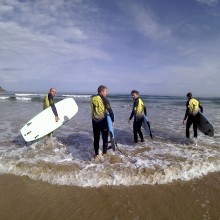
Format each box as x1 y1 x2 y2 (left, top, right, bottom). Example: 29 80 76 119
0 86 6 91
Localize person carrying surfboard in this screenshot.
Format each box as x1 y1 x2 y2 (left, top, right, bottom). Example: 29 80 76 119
183 92 203 142
128 90 147 143
91 85 114 160
43 88 60 122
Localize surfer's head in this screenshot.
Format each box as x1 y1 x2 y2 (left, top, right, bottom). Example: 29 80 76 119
49 88 56 96
186 92 192 99
98 85 108 97
131 90 139 100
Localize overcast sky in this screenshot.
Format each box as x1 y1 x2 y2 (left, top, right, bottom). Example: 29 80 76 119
0 0 220 96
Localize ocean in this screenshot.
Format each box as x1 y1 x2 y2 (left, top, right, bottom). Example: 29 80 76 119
0 91 219 188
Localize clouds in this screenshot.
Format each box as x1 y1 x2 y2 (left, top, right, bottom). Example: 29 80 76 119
122 1 172 41
0 0 220 96
196 0 218 7
0 0 110 90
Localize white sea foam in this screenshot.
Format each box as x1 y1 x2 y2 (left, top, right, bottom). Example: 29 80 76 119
16 97 32 101
15 93 45 96
0 96 9 100
0 136 220 187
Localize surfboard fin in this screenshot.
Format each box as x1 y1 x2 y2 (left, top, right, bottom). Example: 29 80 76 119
26 131 32 136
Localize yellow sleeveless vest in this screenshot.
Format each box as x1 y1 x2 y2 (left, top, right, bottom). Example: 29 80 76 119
43 95 50 109
134 98 145 117
91 95 106 120
188 98 199 116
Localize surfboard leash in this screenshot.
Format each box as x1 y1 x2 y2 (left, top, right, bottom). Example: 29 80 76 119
115 142 139 170
147 121 153 139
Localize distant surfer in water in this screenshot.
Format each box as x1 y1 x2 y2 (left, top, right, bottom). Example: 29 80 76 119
128 90 147 143
183 92 203 142
91 85 114 160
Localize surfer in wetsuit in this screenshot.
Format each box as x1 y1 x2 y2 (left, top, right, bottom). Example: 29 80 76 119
91 85 114 160
128 90 147 143
43 88 60 137
183 92 203 141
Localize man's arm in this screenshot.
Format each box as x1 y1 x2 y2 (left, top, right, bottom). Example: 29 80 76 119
105 99 114 122
48 93 59 122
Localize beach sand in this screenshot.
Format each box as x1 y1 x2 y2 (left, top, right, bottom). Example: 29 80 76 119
0 173 220 220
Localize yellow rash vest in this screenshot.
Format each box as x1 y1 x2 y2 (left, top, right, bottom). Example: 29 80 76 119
91 95 114 122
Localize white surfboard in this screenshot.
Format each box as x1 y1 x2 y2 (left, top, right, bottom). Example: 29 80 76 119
20 98 78 142
198 112 214 137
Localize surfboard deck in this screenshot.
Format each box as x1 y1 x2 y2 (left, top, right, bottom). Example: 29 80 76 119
20 98 78 142
197 112 214 137
142 115 153 139
107 112 116 151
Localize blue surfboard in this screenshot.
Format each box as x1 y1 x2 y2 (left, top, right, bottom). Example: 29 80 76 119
142 115 153 139
107 112 116 151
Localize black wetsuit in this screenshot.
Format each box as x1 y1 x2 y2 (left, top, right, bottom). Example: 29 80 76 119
47 93 58 117
91 95 114 155
129 98 146 143
184 99 203 138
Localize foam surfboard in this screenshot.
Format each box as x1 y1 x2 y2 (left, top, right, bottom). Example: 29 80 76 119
20 98 78 142
197 112 214 137
142 115 153 139
107 112 116 151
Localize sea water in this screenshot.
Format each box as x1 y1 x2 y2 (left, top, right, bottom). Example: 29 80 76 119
0 92 219 187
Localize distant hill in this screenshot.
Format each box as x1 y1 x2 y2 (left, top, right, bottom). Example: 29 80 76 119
0 86 6 91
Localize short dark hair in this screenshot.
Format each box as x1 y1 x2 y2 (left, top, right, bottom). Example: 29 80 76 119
186 92 192 98
97 85 107 94
131 90 139 95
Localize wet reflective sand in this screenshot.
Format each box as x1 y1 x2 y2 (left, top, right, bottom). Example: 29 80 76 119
0 172 219 220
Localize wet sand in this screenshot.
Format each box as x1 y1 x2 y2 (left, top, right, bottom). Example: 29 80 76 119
0 173 220 220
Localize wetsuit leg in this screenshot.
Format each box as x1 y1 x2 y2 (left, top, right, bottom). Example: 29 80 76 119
92 121 100 155
133 120 143 142
186 116 193 138
101 128 108 154
136 119 144 141
133 121 138 143
193 114 199 138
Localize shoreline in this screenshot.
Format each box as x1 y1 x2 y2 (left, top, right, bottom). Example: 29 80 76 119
0 172 220 220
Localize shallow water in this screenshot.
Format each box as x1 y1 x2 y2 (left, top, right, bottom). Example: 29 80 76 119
0 92 219 187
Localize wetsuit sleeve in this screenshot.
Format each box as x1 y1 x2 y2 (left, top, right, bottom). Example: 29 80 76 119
196 99 203 113
199 102 203 113
184 101 189 120
107 102 114 122
129 99 138 120
102 97 114 122
144 106 147 116
48 93 58 117
129 109 134 120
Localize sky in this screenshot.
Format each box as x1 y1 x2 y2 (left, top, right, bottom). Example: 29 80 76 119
0 0 220 96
